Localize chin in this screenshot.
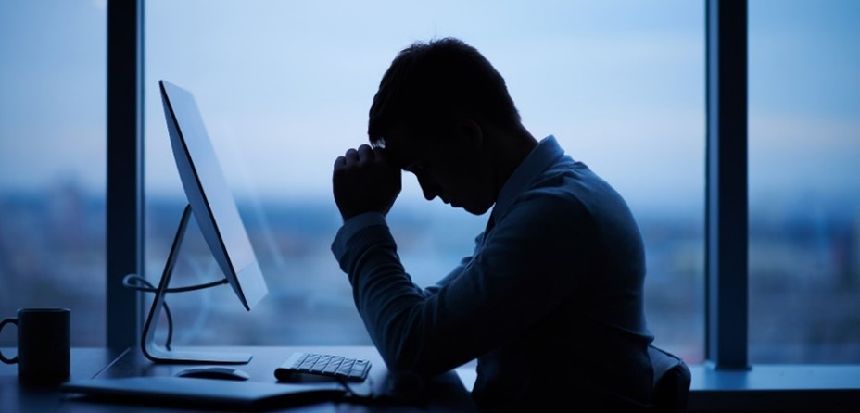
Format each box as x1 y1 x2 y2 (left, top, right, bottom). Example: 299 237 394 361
463 203 492 216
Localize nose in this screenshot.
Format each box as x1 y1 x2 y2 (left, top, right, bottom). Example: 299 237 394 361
415 173 440 201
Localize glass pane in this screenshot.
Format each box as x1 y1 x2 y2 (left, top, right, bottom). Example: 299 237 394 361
750 0 860 362
0 0 106 345
145 0 703 362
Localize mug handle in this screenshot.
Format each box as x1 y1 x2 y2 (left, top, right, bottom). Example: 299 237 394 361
0 318 18 364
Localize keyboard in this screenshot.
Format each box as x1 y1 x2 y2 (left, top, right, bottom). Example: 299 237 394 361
275 352 372 382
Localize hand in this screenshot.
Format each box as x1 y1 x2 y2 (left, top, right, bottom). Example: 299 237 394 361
333 144 401 221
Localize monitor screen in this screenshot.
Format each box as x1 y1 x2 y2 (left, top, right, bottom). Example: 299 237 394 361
159 80 268 310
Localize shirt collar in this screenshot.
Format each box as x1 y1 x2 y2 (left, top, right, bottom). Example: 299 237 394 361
490 135 565 224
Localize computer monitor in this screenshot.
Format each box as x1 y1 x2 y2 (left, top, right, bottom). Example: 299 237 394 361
138 81 269 364
161 80 268 310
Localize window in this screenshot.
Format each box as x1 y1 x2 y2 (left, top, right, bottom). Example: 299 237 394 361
141 0 705 359
0 0 106 345
749 0 860 363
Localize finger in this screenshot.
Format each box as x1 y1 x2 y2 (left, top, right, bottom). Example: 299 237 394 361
345 148 359 165
334 156 346 169
358 144 373 164
374 148 399 172
372 147 387 164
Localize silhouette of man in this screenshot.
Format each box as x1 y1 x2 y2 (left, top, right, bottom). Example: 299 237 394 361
332 38 653 410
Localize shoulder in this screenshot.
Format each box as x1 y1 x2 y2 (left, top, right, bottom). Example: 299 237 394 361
502 187 595 240
508 160 595 226
528 160 635 224
504 159 639 240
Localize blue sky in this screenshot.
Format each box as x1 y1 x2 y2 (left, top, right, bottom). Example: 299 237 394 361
1 0 858 215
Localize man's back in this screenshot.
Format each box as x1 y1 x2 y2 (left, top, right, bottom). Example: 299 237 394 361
468 138 653 408
332 136 654 409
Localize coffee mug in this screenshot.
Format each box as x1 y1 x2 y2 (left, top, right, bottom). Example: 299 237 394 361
0 308 70 385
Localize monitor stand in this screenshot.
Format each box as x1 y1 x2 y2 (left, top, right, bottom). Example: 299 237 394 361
141 204 252 364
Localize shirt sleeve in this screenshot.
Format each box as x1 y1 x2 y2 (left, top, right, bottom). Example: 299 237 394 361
423 231 485 296
333 212 387 248
331 194 593 377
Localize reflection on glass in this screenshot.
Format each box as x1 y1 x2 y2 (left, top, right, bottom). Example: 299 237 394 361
0 0 106 345
750 0 860 362
145 0 704 362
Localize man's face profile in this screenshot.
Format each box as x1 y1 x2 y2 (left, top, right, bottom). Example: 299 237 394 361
382 123 496 216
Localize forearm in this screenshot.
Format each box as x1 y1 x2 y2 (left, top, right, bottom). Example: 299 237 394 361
332 219 432 373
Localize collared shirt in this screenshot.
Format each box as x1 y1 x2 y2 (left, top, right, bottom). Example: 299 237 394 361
332 136 654 408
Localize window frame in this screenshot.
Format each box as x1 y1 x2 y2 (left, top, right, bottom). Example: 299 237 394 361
705 0 748 370
106 0 144 350
105 0 860 409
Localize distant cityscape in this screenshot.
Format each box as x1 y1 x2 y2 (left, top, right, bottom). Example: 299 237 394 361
1 181 859 365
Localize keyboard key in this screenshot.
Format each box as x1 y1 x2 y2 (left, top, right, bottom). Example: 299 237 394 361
322 360 341 374
298 360 315 370
291 353 307 368
311 361 328 373
336 360 354 375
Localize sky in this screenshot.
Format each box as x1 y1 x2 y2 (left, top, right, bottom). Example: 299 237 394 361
1 0 858 216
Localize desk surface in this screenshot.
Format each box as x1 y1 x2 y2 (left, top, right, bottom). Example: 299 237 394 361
6 347 860 412
2 347 126 413
1 346 477 413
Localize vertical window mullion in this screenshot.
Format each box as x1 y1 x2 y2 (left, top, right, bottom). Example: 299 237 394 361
106 0 145 350
705 0 749 369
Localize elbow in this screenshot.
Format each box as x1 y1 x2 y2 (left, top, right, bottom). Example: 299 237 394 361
376 306 430 376
384 345 446 381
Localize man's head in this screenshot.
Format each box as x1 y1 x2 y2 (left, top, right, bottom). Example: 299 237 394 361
368 38 531 215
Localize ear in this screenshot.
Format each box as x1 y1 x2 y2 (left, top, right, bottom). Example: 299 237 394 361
457 119 484 151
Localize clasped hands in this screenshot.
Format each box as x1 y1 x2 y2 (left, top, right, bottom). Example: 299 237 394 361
333 144 401 221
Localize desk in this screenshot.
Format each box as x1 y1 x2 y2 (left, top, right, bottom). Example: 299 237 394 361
1 346 478 413
7 347 860 412
1 347 126 413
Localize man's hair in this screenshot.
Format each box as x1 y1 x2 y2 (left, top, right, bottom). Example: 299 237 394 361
368 38 522 145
